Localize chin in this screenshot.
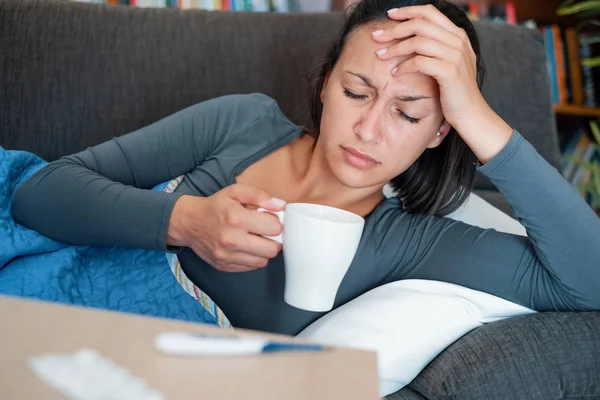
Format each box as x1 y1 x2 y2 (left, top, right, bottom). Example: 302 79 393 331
322 141 387 189
329 158 378 189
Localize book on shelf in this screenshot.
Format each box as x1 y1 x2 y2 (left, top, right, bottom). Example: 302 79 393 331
561 126 600 207
66 0 298 11
457 1 517 25
540 24 600 109
453 2 600 111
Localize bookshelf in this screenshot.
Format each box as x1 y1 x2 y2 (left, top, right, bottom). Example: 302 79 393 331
66 0 298 12
554 104 600 118
333 0 571 24
454 0 570 25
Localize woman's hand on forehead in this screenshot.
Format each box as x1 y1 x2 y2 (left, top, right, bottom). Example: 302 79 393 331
370 4 514 164
370 5 480 129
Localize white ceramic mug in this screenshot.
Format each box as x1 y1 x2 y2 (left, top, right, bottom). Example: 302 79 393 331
258 203 365 312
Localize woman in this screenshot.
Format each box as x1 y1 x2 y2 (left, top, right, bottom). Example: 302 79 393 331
12 0 600 335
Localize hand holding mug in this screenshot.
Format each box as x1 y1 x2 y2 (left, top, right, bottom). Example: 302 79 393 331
167 184 286 272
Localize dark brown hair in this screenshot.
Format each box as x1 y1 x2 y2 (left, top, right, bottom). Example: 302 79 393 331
309 0 485 216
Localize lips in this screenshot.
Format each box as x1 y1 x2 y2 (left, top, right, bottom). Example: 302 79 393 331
342 146 379 169
343 146 377 163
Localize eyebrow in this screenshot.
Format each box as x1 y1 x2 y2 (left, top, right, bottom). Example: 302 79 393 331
345 71 432 102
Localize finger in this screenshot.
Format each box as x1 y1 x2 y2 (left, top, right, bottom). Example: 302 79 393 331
393 55 453 83
233 208 283 237
226 229 282 258
215 263 258 273
377 36 461 64
227 251 273 268
226 184 286 211
372 18 463 50
387 5 465 38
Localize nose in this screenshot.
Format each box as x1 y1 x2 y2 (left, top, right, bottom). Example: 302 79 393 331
354 102 383 144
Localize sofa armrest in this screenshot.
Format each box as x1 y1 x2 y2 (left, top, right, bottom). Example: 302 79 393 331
408 312 600 400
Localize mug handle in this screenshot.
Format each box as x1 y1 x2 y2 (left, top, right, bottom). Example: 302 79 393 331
256 208 285 244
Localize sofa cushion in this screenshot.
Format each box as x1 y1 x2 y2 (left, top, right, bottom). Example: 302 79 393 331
409 312 600 400
0 0 343 161
386 387 427 400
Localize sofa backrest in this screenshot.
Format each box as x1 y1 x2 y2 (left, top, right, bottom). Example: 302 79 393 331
0 0 560 189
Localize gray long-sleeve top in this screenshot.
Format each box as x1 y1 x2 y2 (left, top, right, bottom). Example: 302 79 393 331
12 93 600 335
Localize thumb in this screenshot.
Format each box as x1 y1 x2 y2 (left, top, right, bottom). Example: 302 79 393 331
226 184 287 211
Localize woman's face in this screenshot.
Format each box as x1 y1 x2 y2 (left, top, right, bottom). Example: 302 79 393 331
319 22 447 190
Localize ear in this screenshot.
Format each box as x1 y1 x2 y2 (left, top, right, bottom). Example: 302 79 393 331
320 73 331 103
426 121 452 149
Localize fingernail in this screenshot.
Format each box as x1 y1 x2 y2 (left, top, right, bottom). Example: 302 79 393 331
372 29 383 37
270 197 286 207
391 67 398 75
387 8 397 14
377 48 387 56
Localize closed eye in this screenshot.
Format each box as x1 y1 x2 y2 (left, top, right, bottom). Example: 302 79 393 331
344 88 421 124
396 109 421 125
344 88 367 100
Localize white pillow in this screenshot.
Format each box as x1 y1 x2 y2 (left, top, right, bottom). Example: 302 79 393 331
297 280 535 397
296 186 531 397
383 183 527 237
444 192 526 236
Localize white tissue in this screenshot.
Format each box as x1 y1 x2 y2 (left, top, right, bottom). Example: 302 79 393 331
28 349 165 400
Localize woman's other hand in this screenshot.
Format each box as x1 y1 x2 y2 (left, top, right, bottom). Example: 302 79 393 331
167 184 285 272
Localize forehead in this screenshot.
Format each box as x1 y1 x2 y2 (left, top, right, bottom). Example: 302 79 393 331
337 22 438 95
345 22 398 53
341 22 398 64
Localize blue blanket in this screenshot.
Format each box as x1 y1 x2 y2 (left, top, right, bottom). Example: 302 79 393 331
0 147 218 326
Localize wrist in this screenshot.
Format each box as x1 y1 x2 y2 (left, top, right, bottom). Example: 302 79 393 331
454 104 514 164
167 195 193 247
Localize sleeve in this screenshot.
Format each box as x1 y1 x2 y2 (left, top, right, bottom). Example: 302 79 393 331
11 93 280 251
375 130 600 311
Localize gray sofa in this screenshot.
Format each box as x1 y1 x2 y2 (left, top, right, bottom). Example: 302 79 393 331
1 0 599 398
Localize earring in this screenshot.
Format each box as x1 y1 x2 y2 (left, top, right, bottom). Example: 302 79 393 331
436 132 441 137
